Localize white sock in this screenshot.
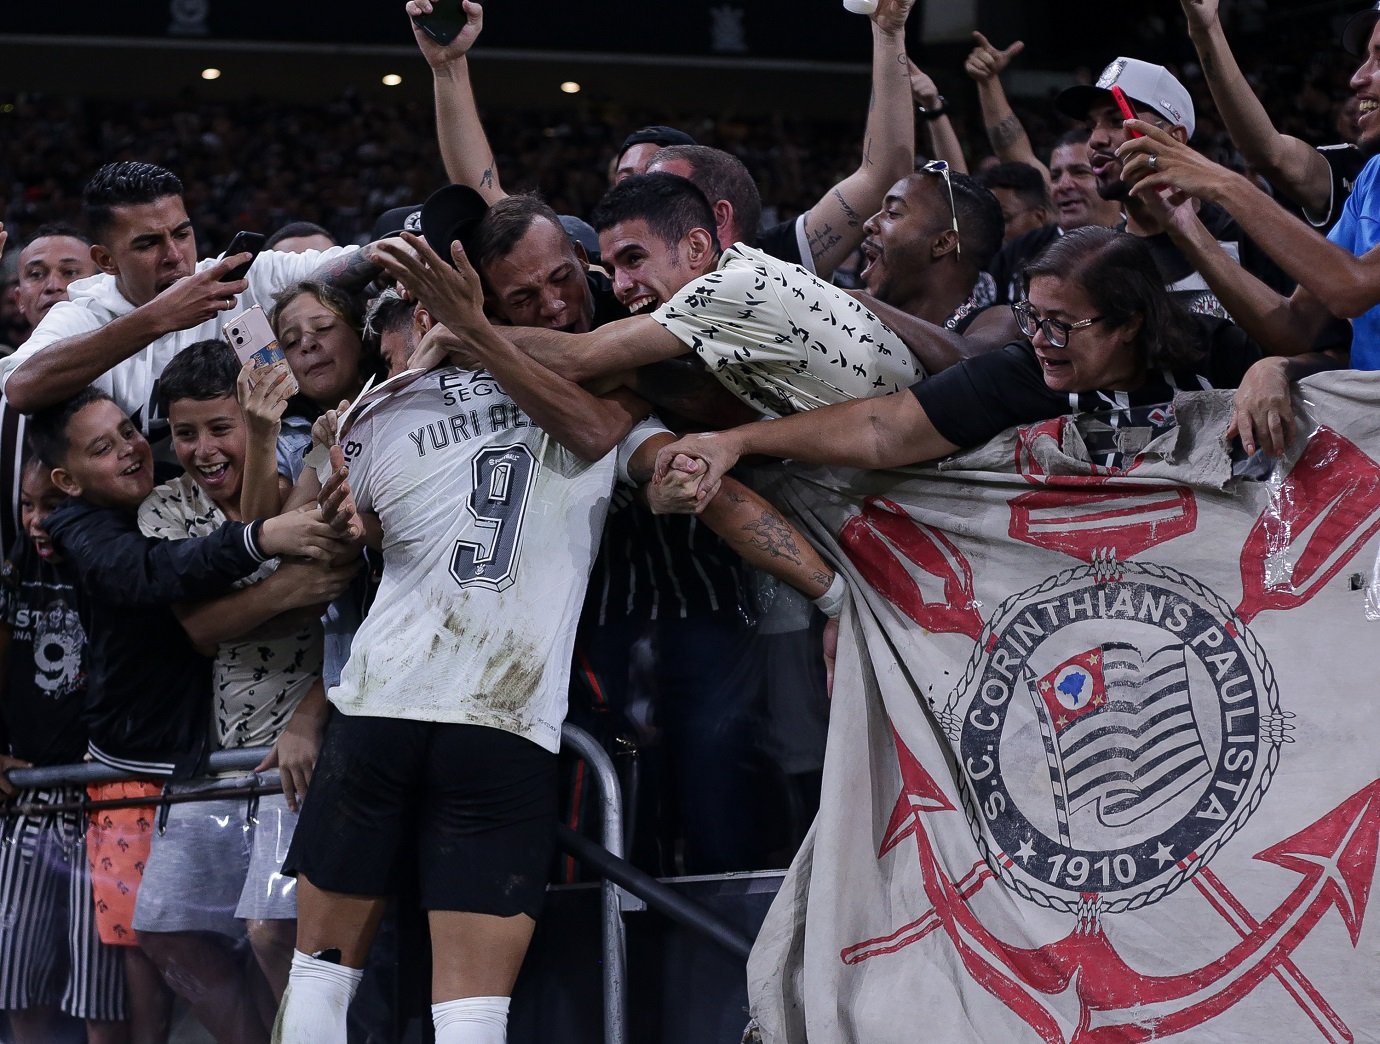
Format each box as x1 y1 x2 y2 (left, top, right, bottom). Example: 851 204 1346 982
272 949 364 1044
432 995 510 1044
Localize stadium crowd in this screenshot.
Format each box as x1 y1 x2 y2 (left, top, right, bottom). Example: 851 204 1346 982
0 0 1377 1039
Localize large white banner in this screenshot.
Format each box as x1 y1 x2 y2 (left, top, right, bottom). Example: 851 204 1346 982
748 374 1380 1043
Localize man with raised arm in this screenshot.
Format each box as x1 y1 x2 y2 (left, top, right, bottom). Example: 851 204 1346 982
1181 0 1362 232
408 0 918 280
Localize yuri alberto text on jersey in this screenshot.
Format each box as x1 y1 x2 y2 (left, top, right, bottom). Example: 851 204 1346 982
406 372 531 457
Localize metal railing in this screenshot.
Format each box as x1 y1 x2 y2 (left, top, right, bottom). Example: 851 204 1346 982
4 722 759 1044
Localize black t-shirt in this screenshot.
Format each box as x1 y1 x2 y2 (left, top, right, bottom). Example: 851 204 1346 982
0 537 89 765
754 216 808 269
987 223 1062 305
1300 143 1365 234
587 268 630 328
910 314 1261 462
1138 202 1294 317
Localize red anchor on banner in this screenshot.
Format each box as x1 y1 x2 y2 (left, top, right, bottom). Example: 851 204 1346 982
840 497 984 640
1236 426 1380 622
843 732 1379 1042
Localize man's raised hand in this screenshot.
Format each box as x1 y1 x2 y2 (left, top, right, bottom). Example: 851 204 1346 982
1117 120 1232 203
964 32 1024 83
147 253 251 335
407 0 483 68
369 232 485 336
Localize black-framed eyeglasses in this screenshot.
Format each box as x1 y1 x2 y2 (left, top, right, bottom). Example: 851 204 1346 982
1011 299 1105 348
920 159 961 258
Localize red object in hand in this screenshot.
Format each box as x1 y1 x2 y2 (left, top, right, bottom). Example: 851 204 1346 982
1112 86 1143 138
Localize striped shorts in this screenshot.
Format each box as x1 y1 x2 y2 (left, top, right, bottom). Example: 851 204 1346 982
0 787 127 1021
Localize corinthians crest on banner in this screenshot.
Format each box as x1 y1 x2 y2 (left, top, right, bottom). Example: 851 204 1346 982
746 375 1380 1044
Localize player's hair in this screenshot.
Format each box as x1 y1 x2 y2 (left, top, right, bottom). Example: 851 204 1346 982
25 222 94 249
27 387 117 470
648 145 762 243
158 339 240 413
590 172 720 252
470 193 572 278
979 161 1051 212
363 287 415 341
264 221 335 250
83 162 184 244
947 172 1005 273
1022 226 1202 370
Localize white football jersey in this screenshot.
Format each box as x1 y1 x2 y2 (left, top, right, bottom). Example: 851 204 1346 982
329 366 664 751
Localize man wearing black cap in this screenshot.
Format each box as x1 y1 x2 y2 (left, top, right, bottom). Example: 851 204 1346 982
614 125 699 185
1054 56 1292 319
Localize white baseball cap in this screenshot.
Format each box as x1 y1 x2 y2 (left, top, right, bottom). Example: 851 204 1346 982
1056 57 1196 140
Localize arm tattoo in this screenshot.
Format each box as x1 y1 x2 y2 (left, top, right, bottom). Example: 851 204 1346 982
741 512 804 565
480 166 495 189
832 188 864 228
808 222 843 259
308 247 382 293
810 569 833 588
988 114 1024 150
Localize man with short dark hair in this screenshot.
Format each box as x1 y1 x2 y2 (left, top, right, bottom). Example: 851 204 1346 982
1 161 379 441
979 161 1051 242
265 222 337 254
12 224 98 331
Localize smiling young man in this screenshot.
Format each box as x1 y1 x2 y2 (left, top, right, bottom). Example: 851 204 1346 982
1 161 373 447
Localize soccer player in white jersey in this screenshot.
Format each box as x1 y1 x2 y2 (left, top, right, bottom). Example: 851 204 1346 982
274 233 844 1044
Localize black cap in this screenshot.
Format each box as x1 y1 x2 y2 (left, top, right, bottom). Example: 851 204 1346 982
617 125 696 159
1343 1 1380 55
558 214 600 263
370 204 423 242
420 185 490 264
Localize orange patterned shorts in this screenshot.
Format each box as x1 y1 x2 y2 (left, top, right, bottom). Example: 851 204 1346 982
85 780 161 947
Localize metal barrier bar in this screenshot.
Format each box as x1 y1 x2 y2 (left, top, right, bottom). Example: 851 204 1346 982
5 723 632 1044
558 723 629 1044
557 825 754 961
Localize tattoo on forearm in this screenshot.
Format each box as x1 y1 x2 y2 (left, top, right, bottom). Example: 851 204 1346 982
723 488 748 504
988 114 1024 150
480 166 495 189
810 569 833 588
310 248 381 293
808 222 843 259
741 512 804 564
833 188 863 228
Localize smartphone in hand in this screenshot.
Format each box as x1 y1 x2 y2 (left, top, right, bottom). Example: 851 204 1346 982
220 231 267 282
1111 86 1143 139
412 1 467 45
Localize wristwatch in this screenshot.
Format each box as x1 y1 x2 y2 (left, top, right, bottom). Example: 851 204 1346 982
917 96 948 120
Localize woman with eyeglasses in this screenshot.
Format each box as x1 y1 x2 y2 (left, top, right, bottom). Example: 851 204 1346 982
650 225 1268 491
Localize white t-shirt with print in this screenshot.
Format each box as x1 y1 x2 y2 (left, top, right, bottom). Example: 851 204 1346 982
651 243 920 417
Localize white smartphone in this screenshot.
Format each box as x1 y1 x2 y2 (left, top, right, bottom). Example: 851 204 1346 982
222 305 298 394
